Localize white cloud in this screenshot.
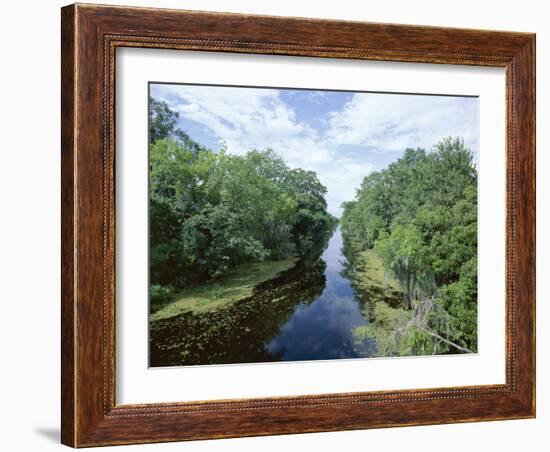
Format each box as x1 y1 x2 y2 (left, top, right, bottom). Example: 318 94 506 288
154 85 309 153
326 93 478 155
151 85 476 216
152 84 373 216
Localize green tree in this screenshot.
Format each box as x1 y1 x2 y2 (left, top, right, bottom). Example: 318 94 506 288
342 137 478 352
147 97 336 302
149 97 179 143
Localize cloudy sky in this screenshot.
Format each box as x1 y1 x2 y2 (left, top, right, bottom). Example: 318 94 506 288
150 83 478 216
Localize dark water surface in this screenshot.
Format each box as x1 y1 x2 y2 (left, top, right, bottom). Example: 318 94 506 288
266 229 368 361
150 228 371 366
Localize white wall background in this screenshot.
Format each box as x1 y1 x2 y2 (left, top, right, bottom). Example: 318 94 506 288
0 1 545 450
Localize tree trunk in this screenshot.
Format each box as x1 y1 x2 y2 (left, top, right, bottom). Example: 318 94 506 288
420 328 474 354
406 273 411 308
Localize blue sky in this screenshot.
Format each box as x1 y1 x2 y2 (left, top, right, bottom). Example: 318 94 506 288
150 83 478 216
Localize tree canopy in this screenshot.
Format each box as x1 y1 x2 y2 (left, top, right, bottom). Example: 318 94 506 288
341 138 478 352
149 98 337 308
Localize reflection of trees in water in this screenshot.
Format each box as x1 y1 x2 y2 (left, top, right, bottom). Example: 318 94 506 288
150 259 327 367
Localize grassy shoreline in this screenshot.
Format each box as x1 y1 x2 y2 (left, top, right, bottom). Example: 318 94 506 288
352 249 402 299
343 234 403 305
151 257 299 321
342 237 415 356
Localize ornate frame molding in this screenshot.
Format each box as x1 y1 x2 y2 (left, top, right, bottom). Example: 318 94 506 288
62 4 535 447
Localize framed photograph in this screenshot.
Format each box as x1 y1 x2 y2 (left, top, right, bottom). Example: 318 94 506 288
61 3 536 447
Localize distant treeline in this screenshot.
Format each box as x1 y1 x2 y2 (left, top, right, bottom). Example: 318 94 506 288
149 97 337 306
341 138 478 352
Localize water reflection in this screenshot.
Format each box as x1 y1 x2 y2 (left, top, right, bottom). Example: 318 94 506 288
266 229 368 361
149 228 370 366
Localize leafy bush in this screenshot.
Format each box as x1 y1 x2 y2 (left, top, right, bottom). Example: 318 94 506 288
148 97 336 291
150 284 175 309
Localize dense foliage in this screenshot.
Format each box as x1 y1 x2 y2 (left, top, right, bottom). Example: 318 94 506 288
341 138 478 353
149 97 337 307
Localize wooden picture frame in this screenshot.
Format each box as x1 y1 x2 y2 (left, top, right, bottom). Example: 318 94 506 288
61 3 535 447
